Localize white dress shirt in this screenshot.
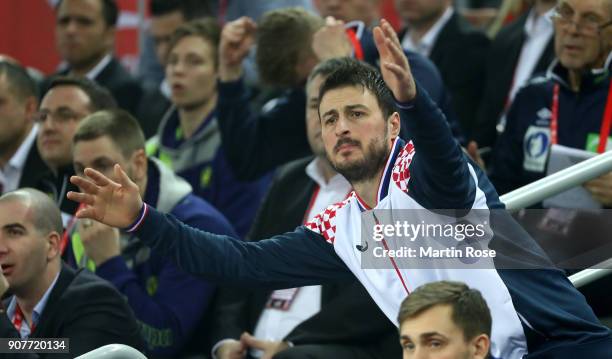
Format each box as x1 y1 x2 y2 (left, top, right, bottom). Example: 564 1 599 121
401 7 454 57
0 125 38 194
508 8 555 103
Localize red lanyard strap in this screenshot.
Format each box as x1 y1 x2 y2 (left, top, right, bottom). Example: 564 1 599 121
345 28 364 61
551 80 612 153
60 203 85 255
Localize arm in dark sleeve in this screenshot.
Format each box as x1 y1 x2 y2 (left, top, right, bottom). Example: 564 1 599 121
400 81 476 209
216 79 310 180
209 286 254 346
284 281 395 345
60 284 144 358
489 94 528 195
131 206 354 288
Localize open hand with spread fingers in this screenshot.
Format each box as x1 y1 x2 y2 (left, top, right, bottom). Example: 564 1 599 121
67 164 144 229
373 19 417 103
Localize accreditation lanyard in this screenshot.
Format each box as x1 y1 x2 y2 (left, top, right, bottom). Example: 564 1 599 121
550 80 612 154
12 304 35 334
345 28 364 61
60 203 85 255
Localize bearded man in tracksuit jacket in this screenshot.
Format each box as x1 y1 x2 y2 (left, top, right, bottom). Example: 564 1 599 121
69 22 612 359
66 109 236 357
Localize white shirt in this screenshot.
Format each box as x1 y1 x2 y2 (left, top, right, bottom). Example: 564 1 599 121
0 125 38 194
85 54 112 80
401 7 454 57
508 8 555 103
249 158 351 357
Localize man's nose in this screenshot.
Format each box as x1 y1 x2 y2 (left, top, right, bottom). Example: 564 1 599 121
335 115 351 136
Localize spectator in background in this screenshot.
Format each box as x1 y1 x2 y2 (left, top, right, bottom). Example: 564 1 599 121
0 188 143 357
0 62 48 194
138 0 212 91
70 110 236 357
52 0 163 137
313 0 381 27
396 0 490 137
211 58 399 359
52 0 142 115
490 0 612 201
146 19 270 238
455 0 502 30
471 0 556 153
35 76 117 223
398 281 491 359
217 8 463 182
137 0 212 138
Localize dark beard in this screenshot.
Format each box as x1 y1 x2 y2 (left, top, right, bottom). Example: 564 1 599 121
328 136 390 183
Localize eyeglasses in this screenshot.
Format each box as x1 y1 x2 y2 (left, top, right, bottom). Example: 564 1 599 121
551 6 612 36
34 108 85 124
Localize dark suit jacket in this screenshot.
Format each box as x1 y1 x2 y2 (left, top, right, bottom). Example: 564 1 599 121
400 12 490 137
95 58 170 138
90 57 143 116
210 157 400 358
16 138 49 190
473 11 555 148
0 264 144 358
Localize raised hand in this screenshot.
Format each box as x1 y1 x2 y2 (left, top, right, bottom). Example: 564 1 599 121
67 164 144 229
219 16 257 81
373 19 416 103
312 16 352 61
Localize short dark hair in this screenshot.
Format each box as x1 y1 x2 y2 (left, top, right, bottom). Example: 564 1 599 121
150 0 211 20
166 18 221 67
0 61 39 101
307 57 358 87
73 109 145 158
46 76 117 112
56 0 119 27
256 8 324 87
0 188 63 236
398 281 492 341
318 58 396 120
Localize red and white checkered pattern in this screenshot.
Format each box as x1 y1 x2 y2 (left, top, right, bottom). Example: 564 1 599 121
391 141 416 194
305 194 354 244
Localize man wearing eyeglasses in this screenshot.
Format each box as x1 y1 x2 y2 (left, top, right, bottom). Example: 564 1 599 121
35 76 117 224
491 0 612 203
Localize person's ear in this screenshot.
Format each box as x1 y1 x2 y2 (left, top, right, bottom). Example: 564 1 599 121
131 149 147 182
24 96 38 124
470 334 491 359
388 112 401 139
46 231 61 261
